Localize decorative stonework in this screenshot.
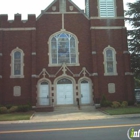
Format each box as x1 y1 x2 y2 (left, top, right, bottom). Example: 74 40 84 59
38 63 94 78
108 83 115 93
125 72 133 76
52 6 56 11
69 6 74 11
13 86 21 97
123 51 130 54
32 52 36 55
32 75 37 78
92 51 96 54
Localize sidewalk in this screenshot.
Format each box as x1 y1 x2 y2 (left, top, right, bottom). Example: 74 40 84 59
0 106 140 124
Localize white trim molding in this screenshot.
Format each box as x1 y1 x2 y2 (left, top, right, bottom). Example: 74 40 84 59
123 51 130 54
32 52 36 55
90 17 124 20
92 73 98 76
92 51 97 55
32 75 37 78
90 26 126 30
0 28 36 31
125 72 133 76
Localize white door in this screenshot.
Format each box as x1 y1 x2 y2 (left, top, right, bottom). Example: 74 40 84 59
57 79 73 105
81 80 90 104
38 82 49 105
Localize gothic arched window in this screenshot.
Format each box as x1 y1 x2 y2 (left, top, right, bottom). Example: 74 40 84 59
103 46 117 75
10 47 24 78
49 32 79 66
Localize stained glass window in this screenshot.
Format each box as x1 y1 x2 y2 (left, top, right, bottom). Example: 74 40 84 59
14 51 21 75
51 33 77 64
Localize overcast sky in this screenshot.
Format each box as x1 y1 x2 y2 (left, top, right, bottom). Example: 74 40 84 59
0 0 136 20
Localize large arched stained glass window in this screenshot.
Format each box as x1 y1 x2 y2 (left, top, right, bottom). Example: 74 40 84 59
50 32 79 65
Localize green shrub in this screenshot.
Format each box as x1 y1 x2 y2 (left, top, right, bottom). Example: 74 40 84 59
121 101 128 108
5 105 13 109
111 101 121 108
18 105 31 112
0 107 8 114
100 95 112 107
8 106 18 113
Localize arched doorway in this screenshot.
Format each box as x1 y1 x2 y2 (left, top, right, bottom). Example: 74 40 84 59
56 78 73 105
38 81 50 106
80 80 90 104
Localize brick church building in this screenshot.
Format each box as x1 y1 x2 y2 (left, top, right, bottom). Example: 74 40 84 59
0 0 134 108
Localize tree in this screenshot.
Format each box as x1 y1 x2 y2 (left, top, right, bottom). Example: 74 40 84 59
125 0 140 78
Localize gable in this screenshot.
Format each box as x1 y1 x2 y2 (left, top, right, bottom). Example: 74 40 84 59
37 0 87 20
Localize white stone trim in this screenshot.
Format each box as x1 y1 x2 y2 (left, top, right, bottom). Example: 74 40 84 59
10 47 25 78
92 51 97 54
0 75 2 78
32 52 36 55
103 45 118 76
13 86 21 97
90 17 124 19
62 13 65 30
92 73 98 76
125 72 133 76
32 75 37 78
90 26 125 30
123 51 130 54
0 53 2 56
0 28 36 31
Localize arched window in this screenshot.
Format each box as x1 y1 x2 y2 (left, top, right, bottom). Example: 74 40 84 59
49 32 79 66
10 47 24 78
103 46 117 75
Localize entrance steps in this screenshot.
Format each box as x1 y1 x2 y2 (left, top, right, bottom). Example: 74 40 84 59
54 105 95 113
34 106 54 112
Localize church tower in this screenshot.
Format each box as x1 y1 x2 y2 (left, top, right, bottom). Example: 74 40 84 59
87 0 134 102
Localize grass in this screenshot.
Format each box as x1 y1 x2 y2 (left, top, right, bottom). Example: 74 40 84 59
103 107 140 115
0 111 34 121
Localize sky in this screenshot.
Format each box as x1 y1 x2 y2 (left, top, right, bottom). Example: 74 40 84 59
0 0 136 20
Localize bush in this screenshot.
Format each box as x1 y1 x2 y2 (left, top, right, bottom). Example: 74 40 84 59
100 95 112 107
8 106 18 113
121 101 128 108
111 101 121 108
5 105 13 109
18 105 31 112
0 107 8 114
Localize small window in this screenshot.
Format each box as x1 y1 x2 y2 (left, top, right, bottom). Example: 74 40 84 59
103 46 117 75
99 0 115 17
